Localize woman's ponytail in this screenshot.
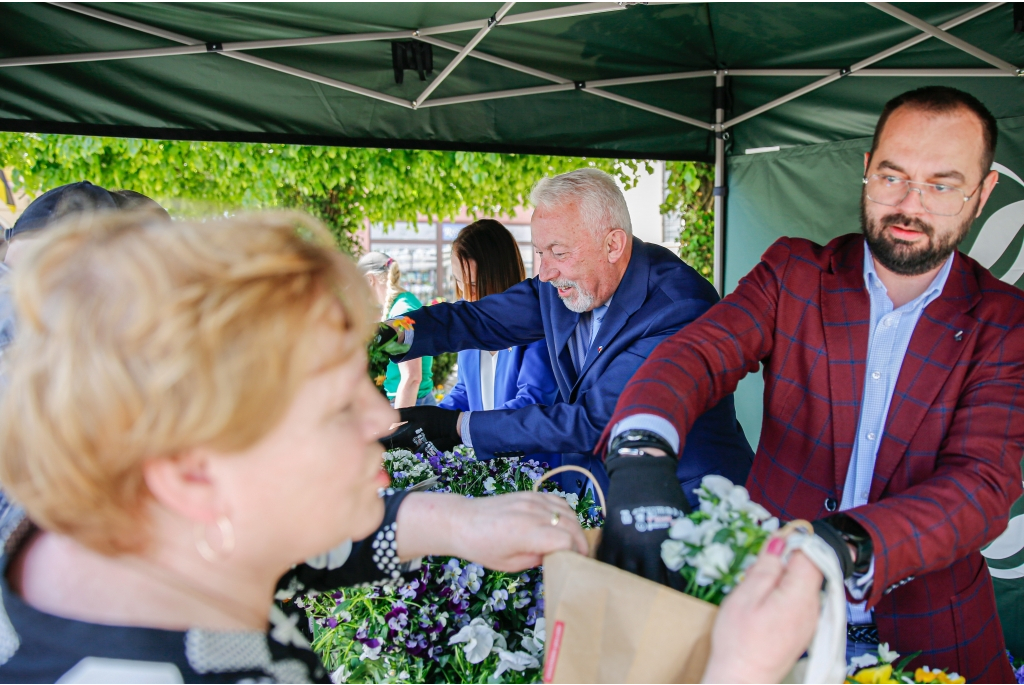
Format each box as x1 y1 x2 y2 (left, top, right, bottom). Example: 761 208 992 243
383 259 403 316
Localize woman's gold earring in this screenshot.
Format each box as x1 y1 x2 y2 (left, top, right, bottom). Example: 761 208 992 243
194 515 235 563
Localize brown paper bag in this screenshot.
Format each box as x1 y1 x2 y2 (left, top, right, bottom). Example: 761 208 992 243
535 467 719 684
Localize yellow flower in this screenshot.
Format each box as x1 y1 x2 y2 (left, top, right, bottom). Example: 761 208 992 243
374 375 386 386
913 667 965 684
852 664 897 684
391 316 415 331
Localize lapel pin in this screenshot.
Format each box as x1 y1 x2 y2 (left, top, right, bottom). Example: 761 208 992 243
598 346 604 353
954 330 963 341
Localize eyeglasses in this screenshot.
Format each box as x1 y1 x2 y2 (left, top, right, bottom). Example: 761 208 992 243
863 174 979 217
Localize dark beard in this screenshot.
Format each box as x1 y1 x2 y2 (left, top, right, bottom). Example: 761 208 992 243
860 194 972 276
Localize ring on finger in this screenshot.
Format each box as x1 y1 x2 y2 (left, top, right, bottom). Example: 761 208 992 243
550 511 561 527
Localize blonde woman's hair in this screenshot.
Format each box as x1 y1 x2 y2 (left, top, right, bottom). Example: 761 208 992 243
0 210 374 555
357 251 405 318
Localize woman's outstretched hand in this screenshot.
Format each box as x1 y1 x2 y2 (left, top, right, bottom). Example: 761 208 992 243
702 538 823 684
396 491 588 571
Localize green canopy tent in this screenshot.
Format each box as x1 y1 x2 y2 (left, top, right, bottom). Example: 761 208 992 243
1 2 1023 287
3 0 1024 654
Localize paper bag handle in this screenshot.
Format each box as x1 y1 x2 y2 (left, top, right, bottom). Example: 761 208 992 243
532 465 606 514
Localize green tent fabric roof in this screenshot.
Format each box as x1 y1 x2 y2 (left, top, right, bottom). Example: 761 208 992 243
1 2 1022 161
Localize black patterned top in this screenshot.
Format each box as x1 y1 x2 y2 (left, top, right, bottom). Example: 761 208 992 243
0 489 413 683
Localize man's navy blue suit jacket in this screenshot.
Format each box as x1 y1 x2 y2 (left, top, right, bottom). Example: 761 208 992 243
400 237 753 504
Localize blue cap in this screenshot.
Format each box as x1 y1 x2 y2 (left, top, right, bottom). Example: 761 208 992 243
7 181 117 241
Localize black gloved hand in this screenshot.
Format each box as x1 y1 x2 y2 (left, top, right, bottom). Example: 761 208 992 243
812 514 873 580
597 430 690 589
371 322 410 358
381 406 461 453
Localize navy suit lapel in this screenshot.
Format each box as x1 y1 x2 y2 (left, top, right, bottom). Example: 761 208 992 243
549 293 580 388
577 237 649 384
462 348 482 409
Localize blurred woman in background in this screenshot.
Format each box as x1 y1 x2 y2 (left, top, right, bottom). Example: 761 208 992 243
357 252 435 408
440 220 560 466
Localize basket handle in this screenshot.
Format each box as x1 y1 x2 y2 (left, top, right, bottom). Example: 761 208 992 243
532 465 606 514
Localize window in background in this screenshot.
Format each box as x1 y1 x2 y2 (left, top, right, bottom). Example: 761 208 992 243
370 219 534 302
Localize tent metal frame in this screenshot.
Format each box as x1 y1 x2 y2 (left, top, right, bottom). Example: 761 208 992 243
6 1 1022 289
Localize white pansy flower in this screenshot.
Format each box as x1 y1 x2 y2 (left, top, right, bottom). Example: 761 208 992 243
700 474 735 500
564 492 579 510
762 516 780 533
483 477 496 493
692 542 734 582
726 485 751 509
494 649 540 678
877 643 899 664
360 642 382 661
698 519 725 546
448 617 507 664
740 499 772 523
847 653 879 675
661 539 689 572
668 517 699 543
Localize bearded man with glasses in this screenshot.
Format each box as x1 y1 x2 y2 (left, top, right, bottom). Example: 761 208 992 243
602 86 1021 682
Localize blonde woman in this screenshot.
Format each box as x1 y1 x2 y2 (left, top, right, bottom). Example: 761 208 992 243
0 211 586 682
357 251 434 408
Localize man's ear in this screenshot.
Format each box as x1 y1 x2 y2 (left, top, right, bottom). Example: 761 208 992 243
864 152 871 175
605 228 629 264
142 449 221 525
975 169 1000 218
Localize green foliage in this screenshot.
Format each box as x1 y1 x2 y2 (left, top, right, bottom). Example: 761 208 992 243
431 351 458 390
662 161 715 283
0 133 647 253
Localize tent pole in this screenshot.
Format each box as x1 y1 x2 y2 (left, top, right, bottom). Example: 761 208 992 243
713 70 726 295
413 2 516 108
868 2 1021 75
722 1 1003 129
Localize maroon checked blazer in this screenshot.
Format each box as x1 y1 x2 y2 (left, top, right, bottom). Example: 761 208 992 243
608 234 1024 682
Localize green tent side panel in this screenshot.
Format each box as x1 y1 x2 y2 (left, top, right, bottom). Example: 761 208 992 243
723 114 1024 655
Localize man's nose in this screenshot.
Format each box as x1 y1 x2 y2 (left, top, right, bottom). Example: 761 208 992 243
897 185 928 214
537 258 556 283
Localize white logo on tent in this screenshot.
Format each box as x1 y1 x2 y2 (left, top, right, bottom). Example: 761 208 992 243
966 163 1024 285
972 165 1024 578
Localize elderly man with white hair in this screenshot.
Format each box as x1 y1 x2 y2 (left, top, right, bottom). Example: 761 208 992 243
380 168 753 583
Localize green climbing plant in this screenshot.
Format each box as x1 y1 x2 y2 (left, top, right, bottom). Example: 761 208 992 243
0 133 650 253
662 161 715 283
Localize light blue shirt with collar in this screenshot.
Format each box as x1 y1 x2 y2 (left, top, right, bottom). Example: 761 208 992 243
463 298 612 449
844 242 954 624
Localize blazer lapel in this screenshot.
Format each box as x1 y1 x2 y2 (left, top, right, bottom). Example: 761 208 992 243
462 348 481 409
576 237 650 386
550 296 580 389
820 239 871 496
869 253 980 500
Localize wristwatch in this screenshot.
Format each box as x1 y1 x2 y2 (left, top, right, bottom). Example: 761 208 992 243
606 429 676 460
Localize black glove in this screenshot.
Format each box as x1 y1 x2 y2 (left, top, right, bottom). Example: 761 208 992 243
371 322 411 358
381 406 462 454
812 514 873 580
597 430 690 589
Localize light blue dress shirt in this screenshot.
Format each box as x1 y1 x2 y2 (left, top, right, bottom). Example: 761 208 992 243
843 243 953 624
463 299 611 448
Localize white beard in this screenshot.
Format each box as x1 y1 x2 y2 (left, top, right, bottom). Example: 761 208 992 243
550 279 595 313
